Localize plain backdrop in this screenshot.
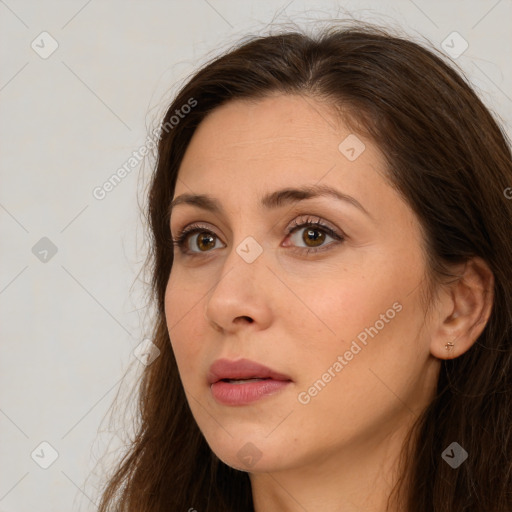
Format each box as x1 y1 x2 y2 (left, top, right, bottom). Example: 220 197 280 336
1 0 511 510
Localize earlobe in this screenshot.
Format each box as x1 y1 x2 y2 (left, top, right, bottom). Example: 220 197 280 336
429 257 494 360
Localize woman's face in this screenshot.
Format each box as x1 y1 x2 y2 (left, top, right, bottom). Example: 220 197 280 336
165 94 441 473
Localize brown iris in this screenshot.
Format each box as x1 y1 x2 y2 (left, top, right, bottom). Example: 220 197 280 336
303 228 325 247
196 232 216 252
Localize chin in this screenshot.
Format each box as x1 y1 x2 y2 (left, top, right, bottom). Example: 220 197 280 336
205 433 292 473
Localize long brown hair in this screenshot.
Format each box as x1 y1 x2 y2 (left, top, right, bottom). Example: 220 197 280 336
96 21 512 511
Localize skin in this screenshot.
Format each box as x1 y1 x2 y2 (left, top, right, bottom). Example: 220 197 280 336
164 94 494 512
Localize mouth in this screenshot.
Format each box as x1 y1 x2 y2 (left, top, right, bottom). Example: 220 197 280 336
219 377 272 384
207 357 292 384
207 358 292 406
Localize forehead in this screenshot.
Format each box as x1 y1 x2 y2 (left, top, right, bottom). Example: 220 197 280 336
174 94 383 193
189 95 338 148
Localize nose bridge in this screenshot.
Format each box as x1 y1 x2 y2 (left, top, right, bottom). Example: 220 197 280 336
220 205 267 268
217 230 266 290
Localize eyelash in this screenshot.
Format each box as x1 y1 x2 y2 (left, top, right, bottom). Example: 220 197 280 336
171 216 345 257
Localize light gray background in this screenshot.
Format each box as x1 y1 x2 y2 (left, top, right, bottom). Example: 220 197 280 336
1 1 511 510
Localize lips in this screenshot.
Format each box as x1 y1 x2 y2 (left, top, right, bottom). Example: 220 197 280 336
208 358 293 406
207 358 292 385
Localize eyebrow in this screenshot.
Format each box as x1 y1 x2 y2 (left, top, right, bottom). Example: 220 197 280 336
168 184 371 219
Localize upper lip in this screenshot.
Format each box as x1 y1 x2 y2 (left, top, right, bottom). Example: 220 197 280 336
207 358 292 384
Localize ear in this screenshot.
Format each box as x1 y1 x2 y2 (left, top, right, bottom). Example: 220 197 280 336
430 257 494 360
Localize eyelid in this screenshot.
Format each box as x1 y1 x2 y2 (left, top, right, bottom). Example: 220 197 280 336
286 215 341 236
172 213 342 238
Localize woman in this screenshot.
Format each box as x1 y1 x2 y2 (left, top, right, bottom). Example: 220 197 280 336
97 22 512 512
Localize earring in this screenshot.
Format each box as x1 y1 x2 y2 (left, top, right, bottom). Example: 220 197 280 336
445 341 455 351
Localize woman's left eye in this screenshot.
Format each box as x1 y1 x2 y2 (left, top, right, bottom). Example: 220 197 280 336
171 216 345 256
284 218 345 254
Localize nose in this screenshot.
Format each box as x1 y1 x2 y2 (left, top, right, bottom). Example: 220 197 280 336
203 242 272 335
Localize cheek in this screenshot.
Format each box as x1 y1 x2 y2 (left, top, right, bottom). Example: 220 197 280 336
164 274 204 381
299 267 398 342
296 255 426 375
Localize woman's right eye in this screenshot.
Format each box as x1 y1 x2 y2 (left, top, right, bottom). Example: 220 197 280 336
172 226 223 254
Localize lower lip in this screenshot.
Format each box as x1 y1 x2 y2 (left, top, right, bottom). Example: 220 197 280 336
210 379 292 405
